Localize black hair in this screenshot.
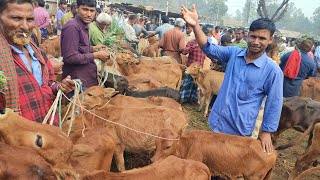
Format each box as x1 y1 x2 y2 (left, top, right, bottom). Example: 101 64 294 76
38 0 45 7
161 15 169 23
70 2 77 9
129 14 137 21
76 0 96 7
215 26 220 30
221 34 232 45
0 0 33 13
202 27 209 36
249 18 275 36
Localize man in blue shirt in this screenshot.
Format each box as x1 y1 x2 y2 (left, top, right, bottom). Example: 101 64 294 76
181 4 283 154
56 0 67 35
279 39 316 97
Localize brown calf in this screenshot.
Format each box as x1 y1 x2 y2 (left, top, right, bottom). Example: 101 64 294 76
80 86 182 111
0 109 86 179
186 62 224 117
0 143 56 180
152 130 276 179
82 156 210 180
142 36 160 57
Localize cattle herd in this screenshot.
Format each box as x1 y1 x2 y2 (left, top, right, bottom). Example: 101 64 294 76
2 37 320 179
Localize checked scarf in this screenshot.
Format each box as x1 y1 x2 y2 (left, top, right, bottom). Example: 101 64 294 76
0 33 19 111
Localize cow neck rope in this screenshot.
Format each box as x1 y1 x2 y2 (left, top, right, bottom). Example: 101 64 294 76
61 88 181 141
42 80 84 137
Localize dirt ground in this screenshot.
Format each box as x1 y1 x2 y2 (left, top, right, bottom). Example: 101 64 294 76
113 103 320 179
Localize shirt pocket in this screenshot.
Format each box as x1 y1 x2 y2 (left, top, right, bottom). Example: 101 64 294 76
237 81 257 101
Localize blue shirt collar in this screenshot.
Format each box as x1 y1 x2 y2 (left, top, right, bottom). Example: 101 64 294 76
237 49 267 68
10 44 36 60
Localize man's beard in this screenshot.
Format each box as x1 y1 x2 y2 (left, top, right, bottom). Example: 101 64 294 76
0 23 31 45
12 33 31 45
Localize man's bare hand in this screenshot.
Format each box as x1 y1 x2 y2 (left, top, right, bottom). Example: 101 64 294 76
258 131 274 155
93 44 106 51
94 50 110 62
181 4 199 27
59 75 75 94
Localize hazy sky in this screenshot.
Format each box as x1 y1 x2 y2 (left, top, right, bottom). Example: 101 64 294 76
226 0 320 18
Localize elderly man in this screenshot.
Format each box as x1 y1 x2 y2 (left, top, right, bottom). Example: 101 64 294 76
89 12 112 46
159 18 186 63
61 0 110 92
0 0 75 123
122 14 139 50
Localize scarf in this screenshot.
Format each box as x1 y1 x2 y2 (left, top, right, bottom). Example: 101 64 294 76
0 33 19 111
283 50 301 79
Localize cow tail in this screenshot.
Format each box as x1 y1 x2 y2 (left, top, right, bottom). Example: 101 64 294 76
276 117 320 150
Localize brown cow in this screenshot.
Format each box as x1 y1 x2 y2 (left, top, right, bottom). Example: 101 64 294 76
289 122 320 179
125 73 163 91
69 104 188 171
69 127 115 175
0 143 56 180
142 36 160 57
151 130 276 179
274 97 320 149
82 156 210 180
80 86 182 111
300 77 320 101
186 62 224 117
116 52 182 90
40 36 61 58
0 108 77 179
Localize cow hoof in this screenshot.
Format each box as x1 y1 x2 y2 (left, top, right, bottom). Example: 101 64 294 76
0 108 5 115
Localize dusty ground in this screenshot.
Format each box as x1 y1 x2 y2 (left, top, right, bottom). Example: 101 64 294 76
112 103 320 179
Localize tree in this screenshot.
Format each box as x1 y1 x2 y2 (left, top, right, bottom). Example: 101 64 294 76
311 6 320 34
241 0 258 26
257 0 290 22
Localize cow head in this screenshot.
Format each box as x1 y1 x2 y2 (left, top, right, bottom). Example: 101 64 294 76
0 143 56 180
147 36 157 45
115 51 139 66
151 129 180 162
104 73 129 95
185 62 202 77
0 109 77 179
81 86 119 110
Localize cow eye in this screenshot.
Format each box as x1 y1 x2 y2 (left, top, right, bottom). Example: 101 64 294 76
35 135 43 148
165 146 171 150
87 93 93 97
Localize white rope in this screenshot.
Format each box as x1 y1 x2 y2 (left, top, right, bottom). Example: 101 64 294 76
61 91 182 141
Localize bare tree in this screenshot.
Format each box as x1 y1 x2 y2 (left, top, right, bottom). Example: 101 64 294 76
257 0 290 22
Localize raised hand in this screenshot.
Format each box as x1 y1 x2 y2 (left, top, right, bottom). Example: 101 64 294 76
181 4 199 27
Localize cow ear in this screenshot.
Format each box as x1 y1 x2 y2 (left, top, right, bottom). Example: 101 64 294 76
71 144 95 157
103 88 119 98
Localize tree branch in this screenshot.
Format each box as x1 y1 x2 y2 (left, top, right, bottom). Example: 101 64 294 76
271 0 290 21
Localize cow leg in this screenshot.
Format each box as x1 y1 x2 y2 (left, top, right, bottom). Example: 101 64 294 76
198 90 205 112
204 93 212 117
100 137 116 171
114 144 126 172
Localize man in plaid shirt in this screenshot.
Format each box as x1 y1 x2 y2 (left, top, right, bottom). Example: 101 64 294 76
0 0 75 124
180 37 206 104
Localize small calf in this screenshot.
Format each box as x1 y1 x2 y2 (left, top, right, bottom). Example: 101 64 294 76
186 62 224 117
82 156 210 180
152 130 276 179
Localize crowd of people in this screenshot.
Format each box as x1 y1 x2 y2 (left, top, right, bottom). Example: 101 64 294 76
0 0 320 160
